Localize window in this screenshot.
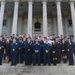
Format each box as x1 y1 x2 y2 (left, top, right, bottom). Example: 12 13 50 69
3 19 7 26
34 22 41 31
68 19 72 27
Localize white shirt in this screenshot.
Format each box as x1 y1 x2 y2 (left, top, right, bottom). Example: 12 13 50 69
48 40 52 45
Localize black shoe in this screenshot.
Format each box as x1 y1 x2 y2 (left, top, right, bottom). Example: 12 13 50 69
25 63 28 65
29 64 31 66
48 64 51 66
11 64 13 66
0 64 2 65
33 64 36 66
69 64 73 66
20 62 23 64
14 64 16 66
43 64 46 66
38 64 41 66
53 64 57 66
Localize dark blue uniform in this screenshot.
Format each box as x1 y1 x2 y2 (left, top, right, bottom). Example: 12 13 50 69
38 40 44 63
10 42 18 65
43 43 51 65
23 40 26 61
0 41 4 65
33 42 41 65
67 42 74 65
17 40 24 63
25 41 32 65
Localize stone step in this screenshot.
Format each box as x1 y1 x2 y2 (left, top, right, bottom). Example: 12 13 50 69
0 63 75 75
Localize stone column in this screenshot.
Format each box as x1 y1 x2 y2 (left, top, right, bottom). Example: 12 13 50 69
7 16 12 36
12 0 19 35
56 1 63 36
27 1 33 37
64 17 68 37
43 1 48 36
0 1 5 36
70 1 75 38
17 17 22 34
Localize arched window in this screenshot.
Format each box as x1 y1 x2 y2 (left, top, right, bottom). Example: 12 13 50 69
34 22 41 31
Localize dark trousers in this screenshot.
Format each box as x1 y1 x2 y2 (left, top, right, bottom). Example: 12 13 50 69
11 51 17 65
68 52 74 65
0 54 3 65
40 48 43 63
33 52 40 65
58 50 61 63
17 50 23 63
43 52 51 65
25 51 31 65
0 51 3 65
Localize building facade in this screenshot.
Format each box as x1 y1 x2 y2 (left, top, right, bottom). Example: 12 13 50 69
0 0 75 37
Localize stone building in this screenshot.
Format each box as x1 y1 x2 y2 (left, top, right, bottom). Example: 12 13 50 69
0 0 75 37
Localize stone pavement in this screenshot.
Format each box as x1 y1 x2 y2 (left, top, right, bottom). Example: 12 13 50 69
0 62 75 75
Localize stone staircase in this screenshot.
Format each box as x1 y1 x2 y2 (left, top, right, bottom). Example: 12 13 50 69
0 63 75 75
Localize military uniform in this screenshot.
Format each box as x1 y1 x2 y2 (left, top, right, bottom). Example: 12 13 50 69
43 42 51 65
33 41 41 65
67 41 74 65
0 41 4 65
17 40 24 63
10 40 18 66
38 40 44 63
25 41 32 65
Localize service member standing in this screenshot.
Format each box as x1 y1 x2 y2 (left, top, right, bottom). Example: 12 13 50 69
10 38 18 66
33 38 41 66
25 38 32 65
18 37 24 64
43 38 51 66
0 36 4 65
67 38 74 65
38 36 44 63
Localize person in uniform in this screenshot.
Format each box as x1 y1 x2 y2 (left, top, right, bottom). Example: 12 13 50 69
38 36 44 63
33 38 41 66
10 38 18 66
0 36 4 65
43 38 51 66
25 38 32 65
23 37 26 63
67 38 74 65
18 37 24 64
51 40 58 66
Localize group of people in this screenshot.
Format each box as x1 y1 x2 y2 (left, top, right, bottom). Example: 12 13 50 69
0 34 75 66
